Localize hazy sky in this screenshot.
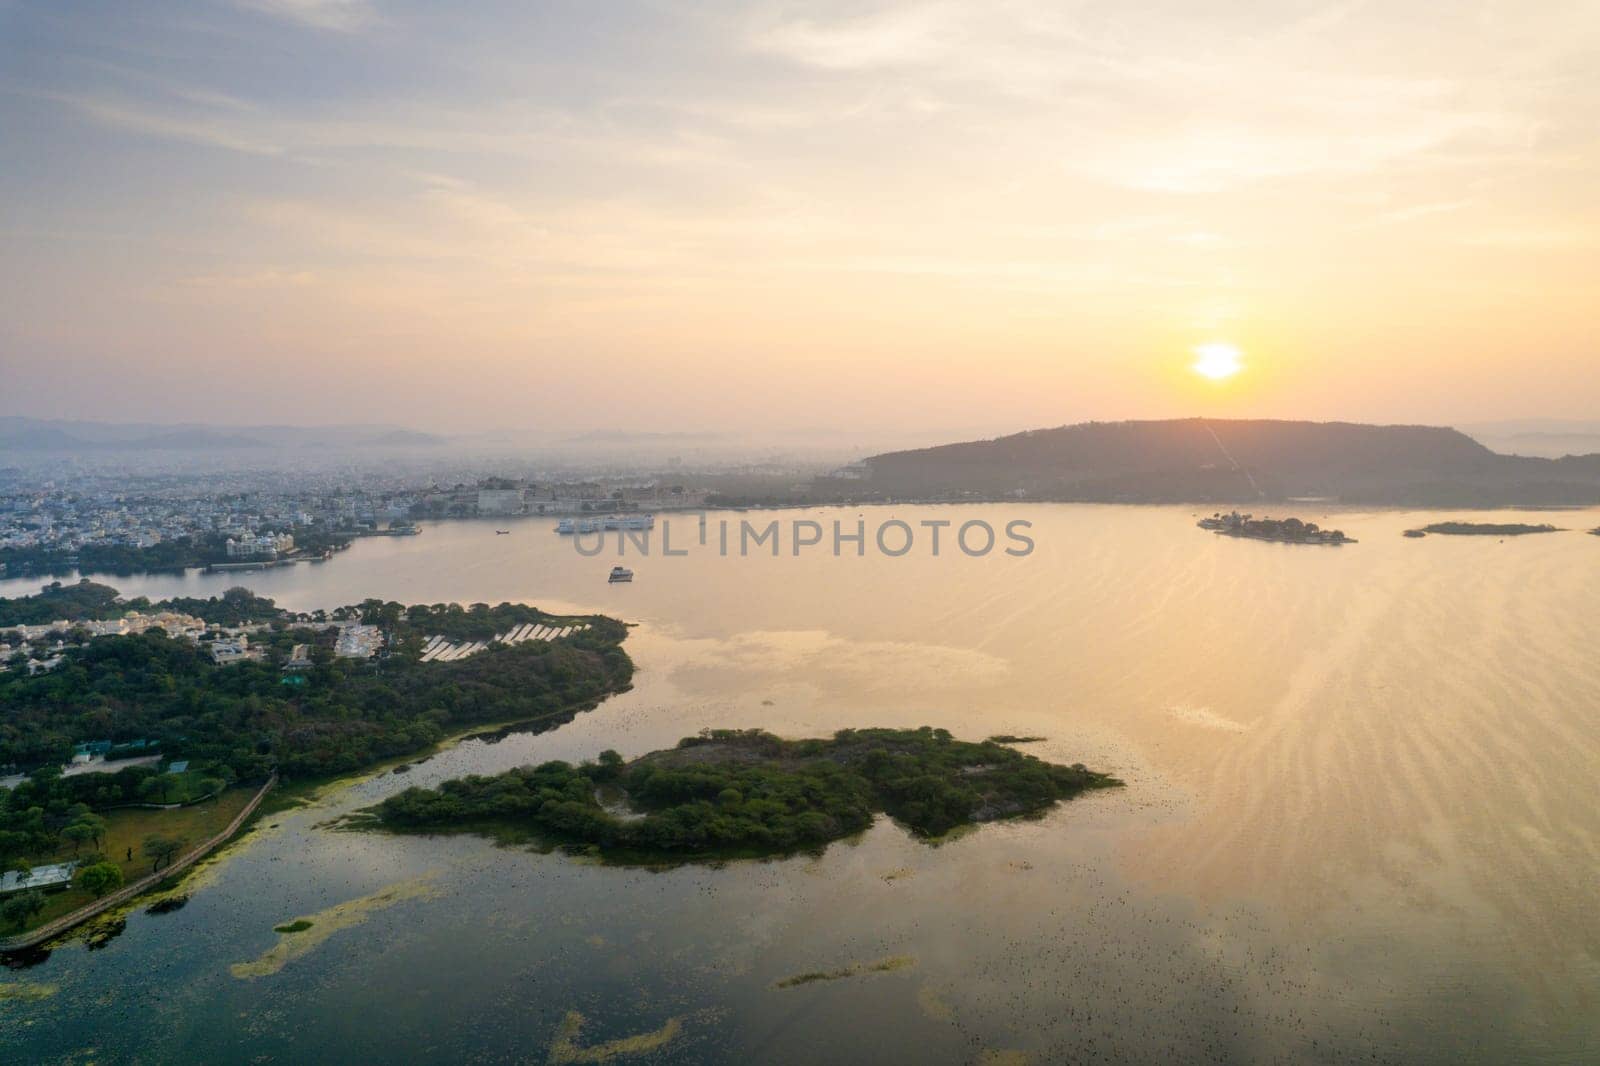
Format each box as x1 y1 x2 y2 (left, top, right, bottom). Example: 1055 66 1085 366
2 1 1596 435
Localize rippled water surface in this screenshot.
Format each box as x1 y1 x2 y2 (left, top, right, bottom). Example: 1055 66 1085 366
3 505 1598 1063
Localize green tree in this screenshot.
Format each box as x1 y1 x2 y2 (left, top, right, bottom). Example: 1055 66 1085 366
141 834 184 871
1 888 46 930
60 822 95 856
592 749 625 782
139 773 183 804
75 861 124 898
78 813 109 850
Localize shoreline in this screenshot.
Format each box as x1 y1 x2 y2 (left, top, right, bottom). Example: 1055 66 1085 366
0 774 277 955
0 692 634 957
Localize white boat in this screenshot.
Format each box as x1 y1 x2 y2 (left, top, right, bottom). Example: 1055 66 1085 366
608 565 633 583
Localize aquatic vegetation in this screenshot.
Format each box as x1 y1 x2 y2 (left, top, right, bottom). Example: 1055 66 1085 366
230 876 443 979
977 1051 1031 1066
373 727 1122 860
775 954 916 988
546 1011 683 1064
916 982 956 1022
81 917 126 950
0 980 59 1002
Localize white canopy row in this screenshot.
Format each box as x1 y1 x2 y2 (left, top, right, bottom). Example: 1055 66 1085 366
417 622 588 663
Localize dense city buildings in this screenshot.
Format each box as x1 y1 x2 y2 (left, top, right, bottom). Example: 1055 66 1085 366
0 466 718 577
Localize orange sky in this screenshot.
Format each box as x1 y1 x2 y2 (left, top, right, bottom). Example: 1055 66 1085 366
1 1 1596 434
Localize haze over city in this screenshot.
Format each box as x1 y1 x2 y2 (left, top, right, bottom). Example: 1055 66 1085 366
3 0 1598 435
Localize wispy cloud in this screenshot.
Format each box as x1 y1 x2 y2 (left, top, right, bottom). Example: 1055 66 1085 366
1371 200 1475 226
748 3 959 70
49 92 284 154
235 0 378 32
181 268 318 288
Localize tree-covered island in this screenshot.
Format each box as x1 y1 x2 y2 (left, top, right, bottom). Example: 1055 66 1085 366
1410 522 1562 536
371 727 1122 861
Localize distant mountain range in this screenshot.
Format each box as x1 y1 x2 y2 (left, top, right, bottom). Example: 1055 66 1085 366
825 418 1600 506
0 418 449 452
1460 419 1600 459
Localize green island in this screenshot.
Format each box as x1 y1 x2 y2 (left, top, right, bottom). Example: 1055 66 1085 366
1410 522 1561 536
369 727 1121 861
1 583 632 937
0 529 353 578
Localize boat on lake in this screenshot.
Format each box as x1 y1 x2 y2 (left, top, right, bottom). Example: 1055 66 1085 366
608 565 634 583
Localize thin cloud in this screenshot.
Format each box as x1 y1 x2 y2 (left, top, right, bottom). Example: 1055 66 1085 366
748 4 959 70
50 92 284 154
181 269 318 288
235 0 379 32
1372 200 1474 226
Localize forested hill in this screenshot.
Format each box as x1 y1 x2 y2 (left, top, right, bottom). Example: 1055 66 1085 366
823 418 1600 506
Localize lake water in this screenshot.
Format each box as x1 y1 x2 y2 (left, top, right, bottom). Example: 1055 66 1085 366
3 505 1598 1063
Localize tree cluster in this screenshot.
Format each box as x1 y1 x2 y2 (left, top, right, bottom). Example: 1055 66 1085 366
376 727 1121 860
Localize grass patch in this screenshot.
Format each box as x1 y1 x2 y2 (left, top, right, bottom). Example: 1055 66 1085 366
230 876 443 979
775 955 916 988
0 981 59 1002
12 787 256 935
546 1011 684 1064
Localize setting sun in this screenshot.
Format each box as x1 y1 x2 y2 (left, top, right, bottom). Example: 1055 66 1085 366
1192 343 1244 380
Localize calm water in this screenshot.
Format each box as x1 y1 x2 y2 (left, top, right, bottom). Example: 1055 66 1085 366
3 505 1598 1063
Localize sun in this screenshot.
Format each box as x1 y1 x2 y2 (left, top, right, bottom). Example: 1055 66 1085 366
1192 342 1243 380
